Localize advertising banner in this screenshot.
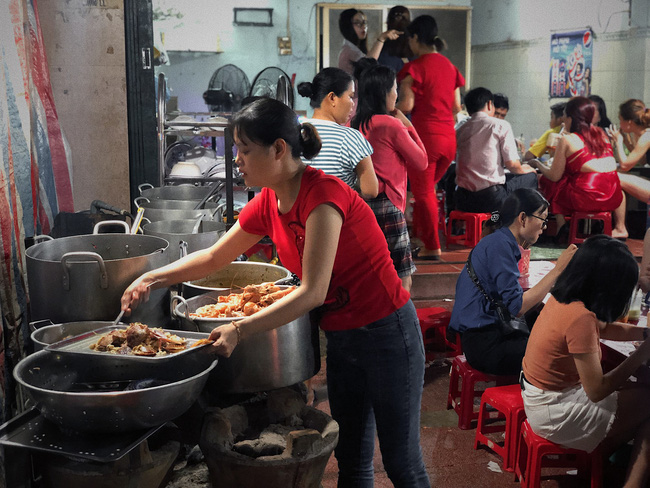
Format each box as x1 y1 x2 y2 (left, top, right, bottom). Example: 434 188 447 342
550 29 593 98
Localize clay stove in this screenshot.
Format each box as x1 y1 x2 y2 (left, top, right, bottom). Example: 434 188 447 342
199 388 339 488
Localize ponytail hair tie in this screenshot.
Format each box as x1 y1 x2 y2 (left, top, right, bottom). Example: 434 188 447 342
490 211 501 223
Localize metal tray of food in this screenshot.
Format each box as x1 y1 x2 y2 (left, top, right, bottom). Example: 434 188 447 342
44 325 212 362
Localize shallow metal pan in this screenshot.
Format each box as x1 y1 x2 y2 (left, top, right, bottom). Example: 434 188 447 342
45 325 211 363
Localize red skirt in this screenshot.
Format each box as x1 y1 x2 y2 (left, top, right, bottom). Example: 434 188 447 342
544 171 622 216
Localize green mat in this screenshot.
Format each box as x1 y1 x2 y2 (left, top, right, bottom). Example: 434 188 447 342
530 244 565 261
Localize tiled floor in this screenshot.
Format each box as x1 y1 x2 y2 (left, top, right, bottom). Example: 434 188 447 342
314 236 644 487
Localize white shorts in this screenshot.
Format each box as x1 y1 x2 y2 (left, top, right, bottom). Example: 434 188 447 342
521 379 617 453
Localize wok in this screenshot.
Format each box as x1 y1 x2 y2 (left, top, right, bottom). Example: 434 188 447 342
14 350 217 433
173 289 319 393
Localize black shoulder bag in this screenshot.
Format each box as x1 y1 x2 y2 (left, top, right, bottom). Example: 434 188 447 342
466 249 530 336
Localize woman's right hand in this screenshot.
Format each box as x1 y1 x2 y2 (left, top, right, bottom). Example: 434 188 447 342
553 244 578 275
120 273 157 315
606 124 622 143
390 108 412 128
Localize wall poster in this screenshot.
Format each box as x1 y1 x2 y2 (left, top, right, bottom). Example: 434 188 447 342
550 29 593 98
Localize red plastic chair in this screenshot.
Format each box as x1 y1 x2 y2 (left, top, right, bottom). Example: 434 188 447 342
474 384 527 472
446 355 519 430
515 420 602 488
446 210 491 248
568 211 612 245
416 307 460 360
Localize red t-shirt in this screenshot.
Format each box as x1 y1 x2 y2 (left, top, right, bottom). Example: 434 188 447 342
360 115 428 213
238 166 410 331
397 53 465 136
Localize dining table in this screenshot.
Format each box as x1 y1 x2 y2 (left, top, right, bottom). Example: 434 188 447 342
600 314 650 383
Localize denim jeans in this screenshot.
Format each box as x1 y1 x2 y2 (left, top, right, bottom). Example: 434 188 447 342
325 300 430 488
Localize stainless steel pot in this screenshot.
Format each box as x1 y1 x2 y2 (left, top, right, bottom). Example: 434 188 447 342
182 262 292 299
143 219 226 255
14 349 217 433
30 320 112 352
135 197 225 223
26 234 170 325
139 183 217 201
173 290 319 393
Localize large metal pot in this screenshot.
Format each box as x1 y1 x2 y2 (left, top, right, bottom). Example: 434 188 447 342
139 183 219 201
173 290 319 393
14 349 217 433
143 219 226 255
135 197 224 223
182 261 292 299
26 234 170 325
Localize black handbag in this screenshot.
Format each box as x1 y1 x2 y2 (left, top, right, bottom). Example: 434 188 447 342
466 249 530 336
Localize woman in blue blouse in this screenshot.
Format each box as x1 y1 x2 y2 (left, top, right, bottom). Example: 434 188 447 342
449 189 576 375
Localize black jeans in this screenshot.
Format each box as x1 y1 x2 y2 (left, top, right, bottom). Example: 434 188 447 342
455 172 538 214
460 322 529 376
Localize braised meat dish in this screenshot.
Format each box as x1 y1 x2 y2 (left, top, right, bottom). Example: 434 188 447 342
90 323 188 356
190 283 296 318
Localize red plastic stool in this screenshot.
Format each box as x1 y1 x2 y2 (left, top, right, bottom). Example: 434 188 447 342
515 420 602 488
446 355 519 430
446 211 491 248
568 211 612 245
436 190 446 227
416 307 456 360
474 384 527 472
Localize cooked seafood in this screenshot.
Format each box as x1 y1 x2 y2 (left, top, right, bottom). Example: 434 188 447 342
90 322 188 356
190 283 296 318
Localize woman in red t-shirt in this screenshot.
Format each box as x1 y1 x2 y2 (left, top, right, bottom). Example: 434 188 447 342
397 15 465 259
121 99 430 487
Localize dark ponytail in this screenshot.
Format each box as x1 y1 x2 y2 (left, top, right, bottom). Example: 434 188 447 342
299 123 321 160
230 98 322 160
406 15 446 52
298 68 353 109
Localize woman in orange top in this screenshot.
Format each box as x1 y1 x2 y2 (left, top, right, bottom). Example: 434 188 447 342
522 235 650 485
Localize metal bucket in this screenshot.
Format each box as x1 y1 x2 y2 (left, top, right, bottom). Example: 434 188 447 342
182 262 292 299
173 291 319 393
143 219 226 256
26 234 170 325
13 349 217 433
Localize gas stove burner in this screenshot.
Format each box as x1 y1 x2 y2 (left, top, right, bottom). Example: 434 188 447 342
0 407 165 462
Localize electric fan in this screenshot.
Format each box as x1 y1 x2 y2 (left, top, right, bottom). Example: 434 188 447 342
249 67 294 109
203 64 251 113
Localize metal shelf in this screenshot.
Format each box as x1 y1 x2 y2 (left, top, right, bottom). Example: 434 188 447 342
157 74 240 226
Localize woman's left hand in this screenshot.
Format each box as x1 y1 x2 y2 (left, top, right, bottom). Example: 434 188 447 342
208 322 240 357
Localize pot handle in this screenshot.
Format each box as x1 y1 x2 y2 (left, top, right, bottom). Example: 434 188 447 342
30 319 54 332
171 294 200 332
138 183 154 195
93 220 131 234
179 240 189 259
134 196 150 208
60 252 108 291
33 235 54 243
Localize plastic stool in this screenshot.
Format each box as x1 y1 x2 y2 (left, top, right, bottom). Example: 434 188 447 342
568 211 612 245
446 355 519 430
446 211 491 248
474 384 526 472
515 420 602 488
416 307 457 360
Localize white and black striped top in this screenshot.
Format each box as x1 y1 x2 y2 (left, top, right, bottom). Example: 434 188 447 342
300 118 373 189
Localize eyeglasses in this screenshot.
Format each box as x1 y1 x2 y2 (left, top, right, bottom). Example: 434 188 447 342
352 21 367 27
528 214 548 229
